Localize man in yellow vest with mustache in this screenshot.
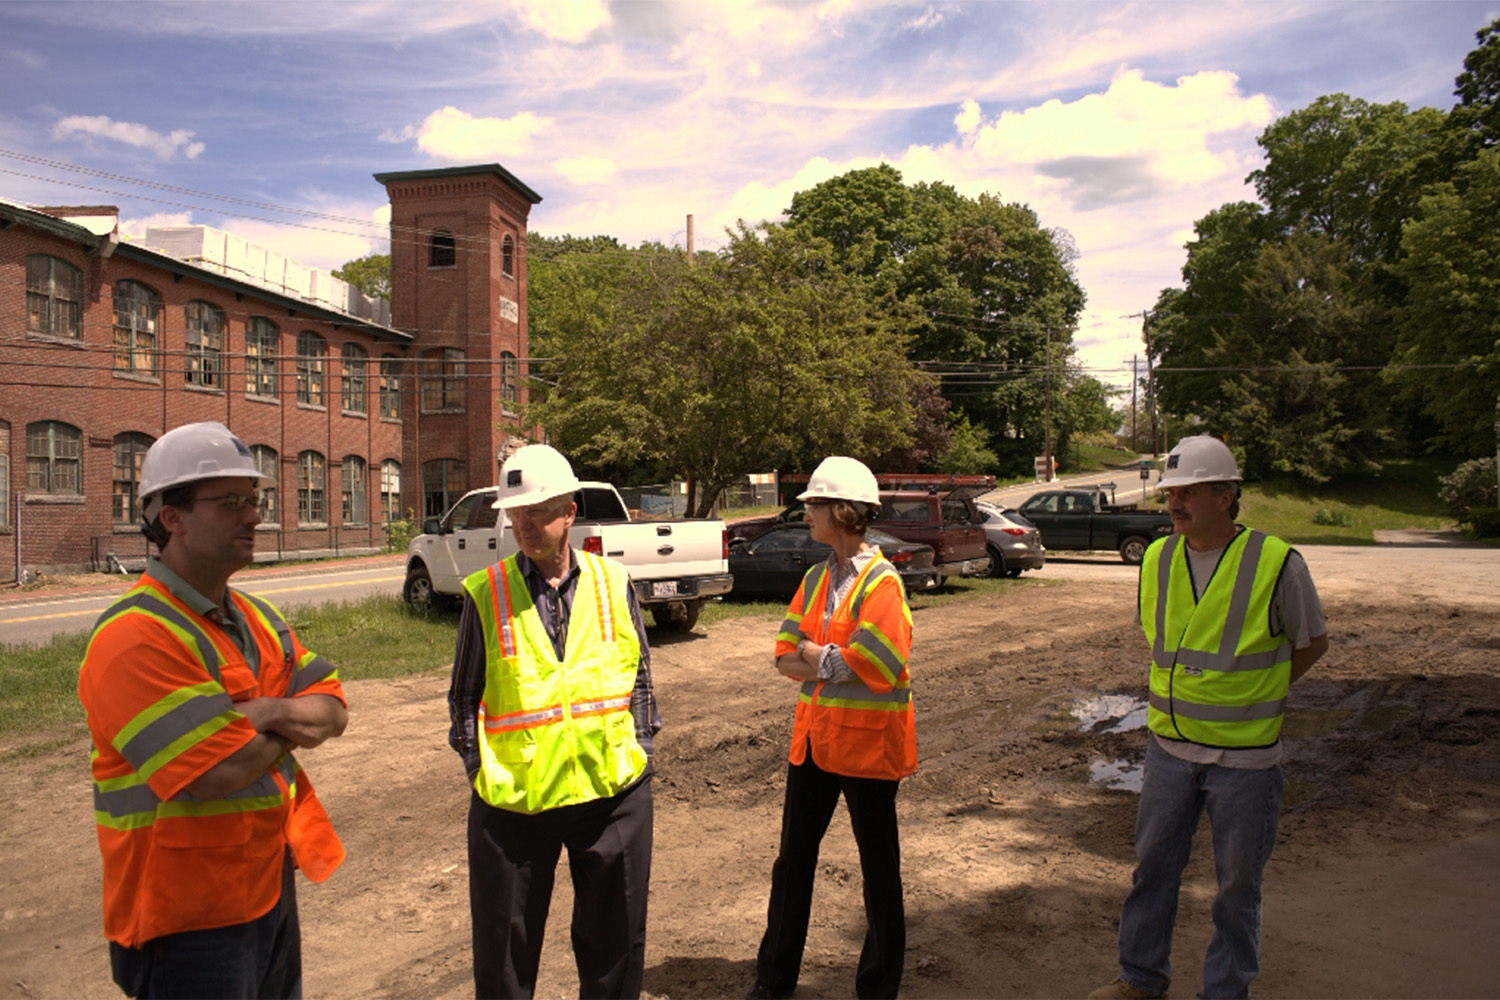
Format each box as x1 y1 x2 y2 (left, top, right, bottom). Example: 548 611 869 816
1091 436 1328 1000
447 444 660 999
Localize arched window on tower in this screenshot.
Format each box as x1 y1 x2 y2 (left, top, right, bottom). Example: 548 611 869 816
502 235 515 278
429 230 456 268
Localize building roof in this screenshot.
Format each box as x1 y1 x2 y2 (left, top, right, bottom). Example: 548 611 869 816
1 199 411 344
372 163 543 205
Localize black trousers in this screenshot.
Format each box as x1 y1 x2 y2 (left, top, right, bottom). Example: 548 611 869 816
467 774 653 1000
109 851 301 999
755 752 905 999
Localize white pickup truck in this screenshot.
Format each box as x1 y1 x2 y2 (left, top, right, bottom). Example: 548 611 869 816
401 481 733 631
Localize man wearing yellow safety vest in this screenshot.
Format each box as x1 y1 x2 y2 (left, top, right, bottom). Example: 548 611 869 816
78 422 348 999
1091 436 1328 1000
747 456 915 1000
447 444 661 999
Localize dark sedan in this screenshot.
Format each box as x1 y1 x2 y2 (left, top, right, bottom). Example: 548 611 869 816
727 524 941 597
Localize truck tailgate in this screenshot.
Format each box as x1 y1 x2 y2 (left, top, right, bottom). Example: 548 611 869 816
595 520 726 581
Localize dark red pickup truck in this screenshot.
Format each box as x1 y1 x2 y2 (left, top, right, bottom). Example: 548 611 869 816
729 488 991 581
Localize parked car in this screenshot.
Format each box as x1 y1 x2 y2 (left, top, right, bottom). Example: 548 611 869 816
1016 487 1172 564
974 502 1046 577
403 481 732 630
730 488 991 581
726 524 941 597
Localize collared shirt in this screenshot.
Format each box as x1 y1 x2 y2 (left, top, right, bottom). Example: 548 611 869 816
447 550 661 781
144 557 259 674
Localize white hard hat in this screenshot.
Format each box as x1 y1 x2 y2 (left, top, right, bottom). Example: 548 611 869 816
797 456 880 505
493 444 580 509
1158 435 1242 488
140 422 273 521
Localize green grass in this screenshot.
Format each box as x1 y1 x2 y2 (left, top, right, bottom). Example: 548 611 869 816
1239 457 1456 545
1064 441 1144 474
718 502 784 521
0 631 91 750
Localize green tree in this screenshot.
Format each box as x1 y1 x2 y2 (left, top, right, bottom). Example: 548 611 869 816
332 253 391 301
783 164 1085 475
526 223 928 515
1387 146 1500 456
1451 17 1500 154
1208 232 1393 481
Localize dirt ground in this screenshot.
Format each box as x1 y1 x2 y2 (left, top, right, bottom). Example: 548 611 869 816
2 546 1498 999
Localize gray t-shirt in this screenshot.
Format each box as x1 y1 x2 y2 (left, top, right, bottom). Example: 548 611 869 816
1147 538 1326 769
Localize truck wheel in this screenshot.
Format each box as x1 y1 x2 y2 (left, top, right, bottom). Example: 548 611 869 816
1118 536 1149 565
651 600 701 633
975 545 1004 579
402 564 447 612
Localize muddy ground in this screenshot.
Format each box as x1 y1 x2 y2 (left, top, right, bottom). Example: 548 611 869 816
2 546 1498 999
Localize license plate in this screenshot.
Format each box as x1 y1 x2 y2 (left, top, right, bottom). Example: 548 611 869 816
651 581 679 598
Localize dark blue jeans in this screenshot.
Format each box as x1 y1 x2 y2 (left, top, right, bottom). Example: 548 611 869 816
1116 738 1283 999
109 852 301 999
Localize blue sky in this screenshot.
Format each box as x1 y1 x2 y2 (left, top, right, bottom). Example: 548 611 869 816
2 0 1495 388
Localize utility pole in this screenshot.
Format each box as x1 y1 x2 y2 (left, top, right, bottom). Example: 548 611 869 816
1131 355 1138 448
686 213 695 266
1043 325 1053 481
1140 311 1158 457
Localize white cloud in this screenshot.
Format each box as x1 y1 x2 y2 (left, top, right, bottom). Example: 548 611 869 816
954 99 981 137
412 107 552 161
118 211 194 242
52 115 206 160
554 155 618 185
512 0 611 43
8 49 45 69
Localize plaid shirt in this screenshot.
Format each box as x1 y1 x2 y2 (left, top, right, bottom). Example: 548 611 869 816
447 550 661 781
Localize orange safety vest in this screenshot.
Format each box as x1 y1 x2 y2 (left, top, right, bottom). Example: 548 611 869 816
775 553 916 781
78 574 345 948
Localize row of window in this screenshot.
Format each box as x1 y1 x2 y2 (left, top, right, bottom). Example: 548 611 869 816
25 256 520 415
13 421 407 529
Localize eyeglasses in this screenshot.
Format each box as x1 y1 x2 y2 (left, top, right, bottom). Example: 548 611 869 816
183 493 261 512
510 499 573 523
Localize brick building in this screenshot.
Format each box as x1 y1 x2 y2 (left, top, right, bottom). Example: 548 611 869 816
0 162 541 577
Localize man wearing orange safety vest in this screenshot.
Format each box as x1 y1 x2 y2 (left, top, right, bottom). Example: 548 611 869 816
447 444 661 999
78 422 347 999
748 456 915 1000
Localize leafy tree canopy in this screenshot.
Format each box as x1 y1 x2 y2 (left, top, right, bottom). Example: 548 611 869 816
333 253 391 301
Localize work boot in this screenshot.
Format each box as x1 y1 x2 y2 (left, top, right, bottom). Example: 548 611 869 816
1087 977 1166 999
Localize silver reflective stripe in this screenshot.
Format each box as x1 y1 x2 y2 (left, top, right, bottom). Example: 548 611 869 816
1155 535 1177 640
239 591 295 679
800 680 818 699
288 655 336 695
848 563 896 619
802 564 828 614
94 782 160 818
95 592 224 683
119 691 237 772
815 681 910 705
1149 690 1285 722
1168 643 1292 672
1217 532 1264 656
848 627 905 679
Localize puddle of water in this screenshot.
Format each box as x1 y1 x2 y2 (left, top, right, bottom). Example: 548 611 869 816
1073 693 1149 733
1089 757 1145 793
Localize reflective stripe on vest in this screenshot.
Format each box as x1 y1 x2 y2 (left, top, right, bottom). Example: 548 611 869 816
1140 530 1293 748
86 584 305 825
464 552 645 813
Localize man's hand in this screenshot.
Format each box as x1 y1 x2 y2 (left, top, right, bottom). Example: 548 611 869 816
236 694 348 749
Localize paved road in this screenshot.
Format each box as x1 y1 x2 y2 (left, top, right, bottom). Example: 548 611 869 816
979 466 1159 509
0 556 406 647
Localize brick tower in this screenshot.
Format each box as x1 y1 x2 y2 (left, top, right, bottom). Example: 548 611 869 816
375 164 542 517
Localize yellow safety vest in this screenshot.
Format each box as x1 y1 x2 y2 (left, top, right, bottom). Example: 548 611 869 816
463 551 646 813
1139 530 1294 748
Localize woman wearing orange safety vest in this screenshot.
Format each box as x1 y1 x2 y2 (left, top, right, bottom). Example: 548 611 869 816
748 456 916 1000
